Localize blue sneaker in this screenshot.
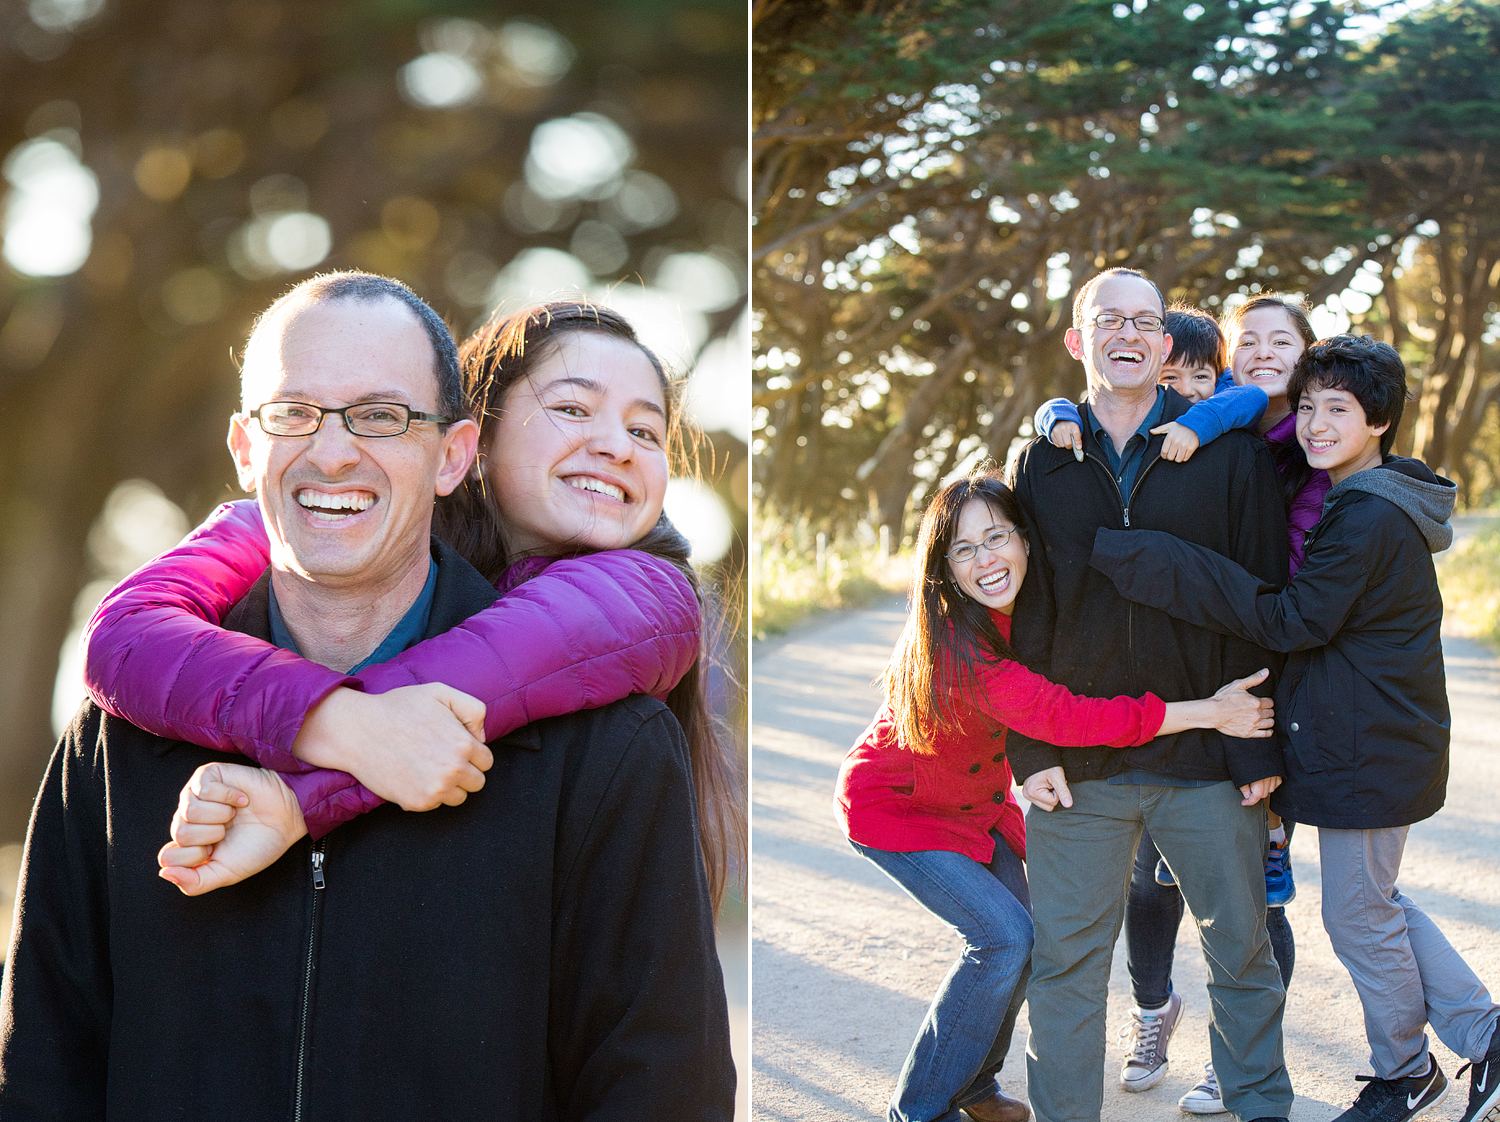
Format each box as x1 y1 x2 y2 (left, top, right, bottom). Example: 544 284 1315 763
1155 858 1176 886
1265 841 1295 907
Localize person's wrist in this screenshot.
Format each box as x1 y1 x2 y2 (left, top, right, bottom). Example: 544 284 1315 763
290 687 359 770
1188 698 1218 731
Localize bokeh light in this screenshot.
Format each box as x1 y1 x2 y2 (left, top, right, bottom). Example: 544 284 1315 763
400 52 484 109
601 170 679 232
229 211 331 277
664 477 735 565
489 247 591 302
688 309 751 440
2 134 97 277
525 113 635 200
53 480 189 737
28 0 103 34
655 252 743 314
497 19 574 86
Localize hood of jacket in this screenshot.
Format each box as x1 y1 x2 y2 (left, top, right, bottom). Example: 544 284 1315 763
1323 455 1456 554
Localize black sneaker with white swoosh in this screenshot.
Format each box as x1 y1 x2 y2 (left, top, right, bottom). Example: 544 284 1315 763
1457 1024 1500 1122
1330 1058 1448 1122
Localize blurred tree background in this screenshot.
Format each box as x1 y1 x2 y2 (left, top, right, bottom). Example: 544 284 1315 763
0 0 747 844
752 0 1500 549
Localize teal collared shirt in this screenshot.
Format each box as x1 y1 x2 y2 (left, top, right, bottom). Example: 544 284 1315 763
1084 387 1167 501
268 556 439 671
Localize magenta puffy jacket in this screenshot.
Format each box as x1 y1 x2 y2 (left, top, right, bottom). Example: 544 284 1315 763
1262 411 1332 576
82 500 701 837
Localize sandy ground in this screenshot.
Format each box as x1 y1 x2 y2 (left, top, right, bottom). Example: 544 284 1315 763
751 525 1500 1122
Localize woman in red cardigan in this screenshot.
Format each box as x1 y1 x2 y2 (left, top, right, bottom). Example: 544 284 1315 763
835 469 1274 1122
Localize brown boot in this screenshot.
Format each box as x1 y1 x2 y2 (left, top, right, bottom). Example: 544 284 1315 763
962 1089 1031 1122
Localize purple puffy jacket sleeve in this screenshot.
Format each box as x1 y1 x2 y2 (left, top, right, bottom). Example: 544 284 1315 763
83 500 702 838
83 501 355 772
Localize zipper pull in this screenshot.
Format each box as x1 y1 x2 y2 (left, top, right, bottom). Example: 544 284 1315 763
1123 507 1131 528
311 850 325 890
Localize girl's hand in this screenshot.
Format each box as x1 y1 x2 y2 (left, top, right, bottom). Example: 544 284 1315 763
159 762 307 895
1049 420 1084 461
1149 421 1201 463
292 684 492 811
1210 668 1275 738
1022 766 1073 811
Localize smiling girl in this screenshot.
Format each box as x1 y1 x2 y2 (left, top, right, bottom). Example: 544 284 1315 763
836 469 1275 1122
82 299 743 907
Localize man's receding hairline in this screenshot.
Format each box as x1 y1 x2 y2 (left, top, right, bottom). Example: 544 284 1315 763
249 289 430 348
1084 275 1164 313
240 290 439 402
1073 268 1166 329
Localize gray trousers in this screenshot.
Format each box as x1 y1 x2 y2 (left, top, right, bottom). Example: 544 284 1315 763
1024 780 1292 1122
1319 826 1500 1078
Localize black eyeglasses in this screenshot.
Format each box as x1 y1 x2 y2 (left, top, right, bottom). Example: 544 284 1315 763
947 526 1018 564
1089 313 1165 334
247 401 454 438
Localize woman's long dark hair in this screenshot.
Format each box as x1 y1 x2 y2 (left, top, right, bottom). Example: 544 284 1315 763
1222 294 1319 512
433 300 745 911
884 469 1024 756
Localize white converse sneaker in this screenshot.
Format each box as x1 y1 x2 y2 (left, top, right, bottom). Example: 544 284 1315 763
1180 1063 1227 1114
1119 992 1182 1091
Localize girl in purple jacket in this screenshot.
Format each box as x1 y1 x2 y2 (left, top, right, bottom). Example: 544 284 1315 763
83 301 744 909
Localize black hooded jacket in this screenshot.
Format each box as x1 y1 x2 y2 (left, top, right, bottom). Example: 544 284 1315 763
1091 455 1456 829
0 540 734 1121
1006 388 1290 787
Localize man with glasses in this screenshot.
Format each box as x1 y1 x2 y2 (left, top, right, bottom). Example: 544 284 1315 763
1006 268 1293 1122
0 272 732 1119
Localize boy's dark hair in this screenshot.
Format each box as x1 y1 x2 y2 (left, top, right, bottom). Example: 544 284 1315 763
1163 304 1227 372
1287 334 1409 455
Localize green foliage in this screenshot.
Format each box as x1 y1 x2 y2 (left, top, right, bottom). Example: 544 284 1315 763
754 0 1500 532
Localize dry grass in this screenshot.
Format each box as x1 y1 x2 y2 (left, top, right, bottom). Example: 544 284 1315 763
1440 526 1500 652
752 514 910 639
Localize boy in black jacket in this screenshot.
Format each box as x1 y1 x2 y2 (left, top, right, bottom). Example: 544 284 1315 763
1092 335 1500 1122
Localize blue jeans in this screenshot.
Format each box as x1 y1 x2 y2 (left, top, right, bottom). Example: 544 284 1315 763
1125 826 1295 1009
852 835 1033 1122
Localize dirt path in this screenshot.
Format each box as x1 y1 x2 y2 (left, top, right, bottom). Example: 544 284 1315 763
751 597 1500 1122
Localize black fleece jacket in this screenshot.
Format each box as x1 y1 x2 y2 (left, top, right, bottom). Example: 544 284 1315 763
1006 388 1289 786
0 541 734 1121
1091 455 1454 829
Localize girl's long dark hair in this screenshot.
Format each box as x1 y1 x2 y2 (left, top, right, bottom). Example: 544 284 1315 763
884 469 1024 756
433 300 745 911
1223 293 1319 511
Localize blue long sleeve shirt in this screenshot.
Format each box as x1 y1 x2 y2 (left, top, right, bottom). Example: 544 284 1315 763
1033 381 1268 447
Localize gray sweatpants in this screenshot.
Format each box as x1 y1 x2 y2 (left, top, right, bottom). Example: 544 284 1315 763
1319 826 1500 1078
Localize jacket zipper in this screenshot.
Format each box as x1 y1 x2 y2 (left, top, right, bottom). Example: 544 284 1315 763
292 842 326 1122
1122 454 1164 530
1079 417 1166 529
1083 445 1164 691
